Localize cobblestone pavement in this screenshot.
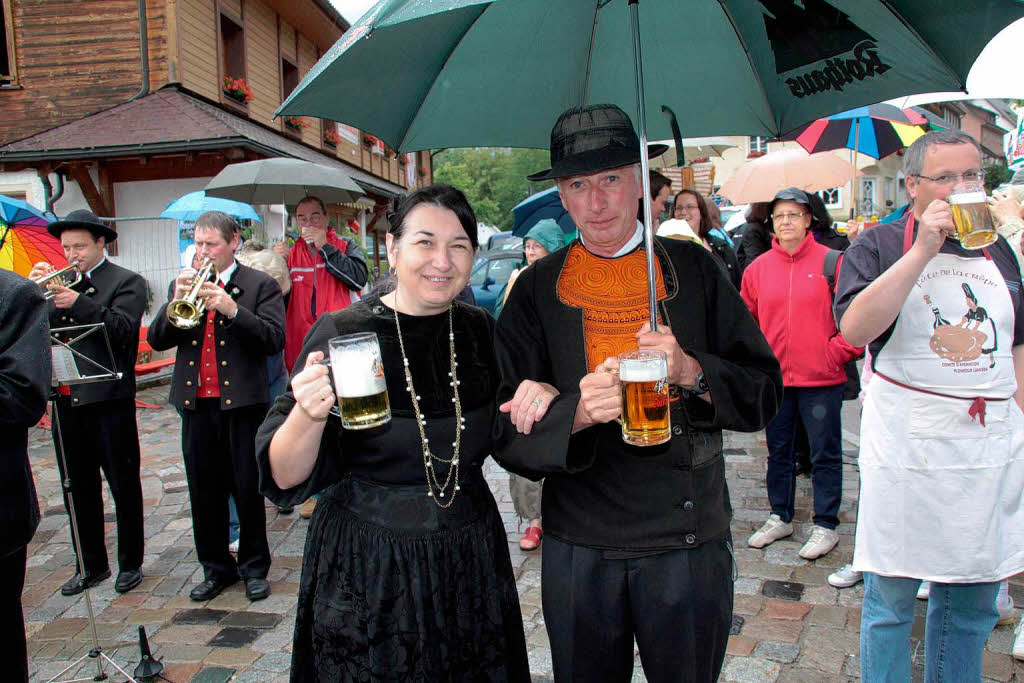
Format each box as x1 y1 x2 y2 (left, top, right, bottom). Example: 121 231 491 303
24 386 1024 682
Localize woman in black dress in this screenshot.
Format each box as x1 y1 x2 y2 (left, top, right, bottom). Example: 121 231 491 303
256 185 530 682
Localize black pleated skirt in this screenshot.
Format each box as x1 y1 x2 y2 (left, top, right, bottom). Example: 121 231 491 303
289 469 531 682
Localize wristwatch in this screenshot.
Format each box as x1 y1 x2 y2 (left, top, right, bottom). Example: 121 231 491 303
683 371 709 396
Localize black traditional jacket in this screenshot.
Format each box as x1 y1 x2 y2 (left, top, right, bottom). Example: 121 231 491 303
0 270 49 554
48 259 147 405
148 262 285 411
493 237 782 552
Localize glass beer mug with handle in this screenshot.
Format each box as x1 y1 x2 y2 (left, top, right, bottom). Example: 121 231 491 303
949 179 998 250
618 349 671 446
322 332 391 430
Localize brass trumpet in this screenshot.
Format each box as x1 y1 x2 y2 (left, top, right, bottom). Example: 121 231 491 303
33 260 82 299
167 258 218 329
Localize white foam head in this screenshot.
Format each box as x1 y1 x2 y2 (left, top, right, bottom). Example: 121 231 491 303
330 345 387 397
619 358 666 382
949 190 986 205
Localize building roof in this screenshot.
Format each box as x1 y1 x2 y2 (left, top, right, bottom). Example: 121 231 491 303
0 86 405 198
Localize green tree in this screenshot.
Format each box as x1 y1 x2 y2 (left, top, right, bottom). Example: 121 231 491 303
433 148 554 231
984 162 1012 193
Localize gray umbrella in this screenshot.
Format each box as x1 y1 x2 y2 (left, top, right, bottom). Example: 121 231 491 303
203 158 364 205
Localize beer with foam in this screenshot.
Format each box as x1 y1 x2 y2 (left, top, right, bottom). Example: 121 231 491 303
949 182 997 250
328 333 391 430
618 350 670 446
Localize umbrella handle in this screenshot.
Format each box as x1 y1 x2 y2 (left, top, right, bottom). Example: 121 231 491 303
661 105 685 167
629 0 659 332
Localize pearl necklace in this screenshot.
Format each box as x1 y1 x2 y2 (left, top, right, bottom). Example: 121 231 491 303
393 305 464 508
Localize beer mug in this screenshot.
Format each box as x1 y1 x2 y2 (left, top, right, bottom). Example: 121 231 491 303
618 349 671 446
949 180 998 250
325 332 391 430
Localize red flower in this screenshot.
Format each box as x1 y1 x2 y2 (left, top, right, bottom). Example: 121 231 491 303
223 76 254 104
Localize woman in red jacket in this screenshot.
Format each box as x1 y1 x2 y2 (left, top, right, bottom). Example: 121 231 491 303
740 188 863 561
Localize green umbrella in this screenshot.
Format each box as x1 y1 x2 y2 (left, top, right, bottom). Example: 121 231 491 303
279 0 1022 326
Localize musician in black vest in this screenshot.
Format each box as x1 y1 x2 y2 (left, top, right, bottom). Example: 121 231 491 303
149 211 285 601
0 269 50 681
29 210 147 596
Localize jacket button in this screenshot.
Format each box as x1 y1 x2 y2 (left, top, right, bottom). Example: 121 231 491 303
372 305 384 314
683 500 694 511
225 399 232 405
685 534 696 545
223 380 230 386
188 361 195 367
69 318 75 323
221 361 227 367
72 397 79 404
219 341 225 347
192 340 198 346
61 316 67 321
672 425 683 436
186 380 192 387
184 400 190 406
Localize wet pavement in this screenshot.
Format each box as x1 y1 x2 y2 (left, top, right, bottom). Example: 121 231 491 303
23 385 1024 682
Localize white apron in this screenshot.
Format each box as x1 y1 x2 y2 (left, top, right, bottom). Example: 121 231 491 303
853 216 1024 582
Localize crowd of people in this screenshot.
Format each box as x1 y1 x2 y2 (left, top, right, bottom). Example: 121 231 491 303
2 105 1023 682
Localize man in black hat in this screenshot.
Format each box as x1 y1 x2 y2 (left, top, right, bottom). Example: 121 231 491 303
493 104 782 682
29 209 147 595
149 210 284 602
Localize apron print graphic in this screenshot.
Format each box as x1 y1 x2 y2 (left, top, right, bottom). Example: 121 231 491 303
924 282 998 367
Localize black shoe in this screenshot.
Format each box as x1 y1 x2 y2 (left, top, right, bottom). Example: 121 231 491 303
61 568 111 596
244 578 271 601
189 576 238 602
277 506 294 514
115 569 143 593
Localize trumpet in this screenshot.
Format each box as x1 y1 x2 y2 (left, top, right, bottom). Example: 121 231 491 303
33 260 82 299
167 258 218 329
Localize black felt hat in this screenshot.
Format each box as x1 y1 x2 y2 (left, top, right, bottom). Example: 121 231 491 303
47 209 118 243
527 103 668 182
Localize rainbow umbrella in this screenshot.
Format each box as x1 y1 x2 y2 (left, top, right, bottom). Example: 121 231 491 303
0 196 62 277
782 104 931 160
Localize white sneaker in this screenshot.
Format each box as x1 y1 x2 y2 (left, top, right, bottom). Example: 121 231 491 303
917 582 930 600
997 592 1015 626
798 525 839 560
747 514 793 549
827 564 863 588
1013 616 1024 660
228 539 239 554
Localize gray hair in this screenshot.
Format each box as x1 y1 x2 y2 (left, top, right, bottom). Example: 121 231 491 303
903 130 981 177
235 241 290 295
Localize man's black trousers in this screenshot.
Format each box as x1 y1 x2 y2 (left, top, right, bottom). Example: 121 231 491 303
182 399 270 582
542 535 734 682
53 397 144 575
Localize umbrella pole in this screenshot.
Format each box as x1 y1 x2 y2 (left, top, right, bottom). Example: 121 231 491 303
628 0 658 331
0 224 8 252
851 119 860 220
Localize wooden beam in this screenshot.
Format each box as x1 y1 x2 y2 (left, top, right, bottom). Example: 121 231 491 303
97 164 118 255
66 164 112 218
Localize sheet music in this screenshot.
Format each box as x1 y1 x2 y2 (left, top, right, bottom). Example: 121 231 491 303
51 346 82 386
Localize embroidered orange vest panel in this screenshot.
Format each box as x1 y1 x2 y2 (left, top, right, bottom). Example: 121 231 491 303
557 243 667 372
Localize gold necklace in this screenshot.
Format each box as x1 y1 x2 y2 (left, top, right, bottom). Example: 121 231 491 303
392 305 464 508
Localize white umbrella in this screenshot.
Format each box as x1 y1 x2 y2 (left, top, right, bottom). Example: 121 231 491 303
648 137 737 169
718 149 858 204
204 158 364 205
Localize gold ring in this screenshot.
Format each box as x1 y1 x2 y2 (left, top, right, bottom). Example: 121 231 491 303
531 397 544 408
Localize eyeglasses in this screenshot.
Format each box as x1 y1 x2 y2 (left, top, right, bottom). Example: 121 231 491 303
913 170 985 186
675 204 699 211
771 212 808 223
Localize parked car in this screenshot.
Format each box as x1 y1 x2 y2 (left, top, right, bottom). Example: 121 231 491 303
487 231 524 251
470 250 522 316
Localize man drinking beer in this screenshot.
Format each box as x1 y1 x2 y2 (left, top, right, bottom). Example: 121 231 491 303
492 104 782 682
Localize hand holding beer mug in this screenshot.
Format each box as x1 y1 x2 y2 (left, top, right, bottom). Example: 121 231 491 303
323 332 391 430
618 349 671 446
949 179 998 250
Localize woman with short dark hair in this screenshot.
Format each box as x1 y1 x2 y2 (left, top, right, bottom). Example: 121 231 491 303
256 184 530 682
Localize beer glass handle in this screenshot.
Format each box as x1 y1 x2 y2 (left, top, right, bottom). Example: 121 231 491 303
313 358 342 418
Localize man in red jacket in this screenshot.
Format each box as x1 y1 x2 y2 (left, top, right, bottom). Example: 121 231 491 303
274 196 368 372
740 187 863 561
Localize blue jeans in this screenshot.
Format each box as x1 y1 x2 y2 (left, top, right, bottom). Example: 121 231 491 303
764 384 844 528
861 573 1000 682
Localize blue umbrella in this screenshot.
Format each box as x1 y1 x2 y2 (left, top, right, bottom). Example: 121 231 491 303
160 191 261 223
511 187 576 243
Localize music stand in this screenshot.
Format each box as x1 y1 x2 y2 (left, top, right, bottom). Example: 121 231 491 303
45 323 138 683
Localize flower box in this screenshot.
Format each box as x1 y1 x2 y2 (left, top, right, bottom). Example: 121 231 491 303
223 76 253 105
